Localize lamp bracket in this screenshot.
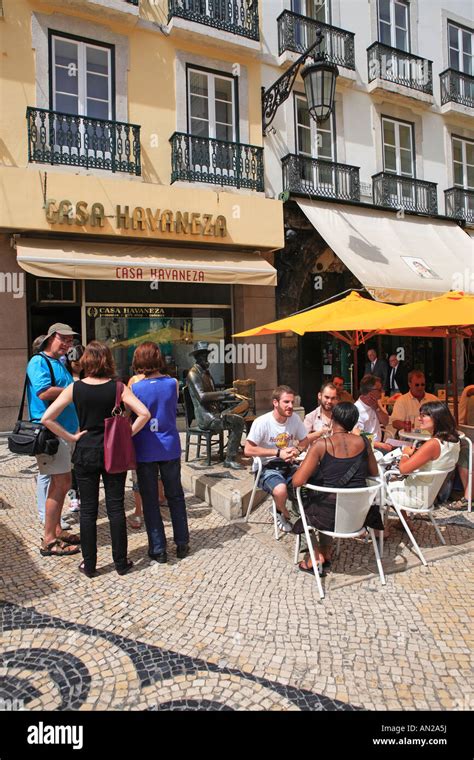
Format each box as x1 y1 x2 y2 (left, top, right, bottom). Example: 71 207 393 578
262 32 323 134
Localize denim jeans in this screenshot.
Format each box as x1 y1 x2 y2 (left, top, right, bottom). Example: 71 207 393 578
137 458 189 555
74 465 127 573
37 473 50 522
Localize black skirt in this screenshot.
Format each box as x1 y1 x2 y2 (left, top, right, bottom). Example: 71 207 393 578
292 495 384 534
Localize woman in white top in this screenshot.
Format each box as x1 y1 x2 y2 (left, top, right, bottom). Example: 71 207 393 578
397 402 460 515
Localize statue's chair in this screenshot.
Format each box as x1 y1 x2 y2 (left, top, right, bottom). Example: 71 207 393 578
183 386 225 467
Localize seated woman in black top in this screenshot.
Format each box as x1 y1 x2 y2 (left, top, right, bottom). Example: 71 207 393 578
292 402 382 574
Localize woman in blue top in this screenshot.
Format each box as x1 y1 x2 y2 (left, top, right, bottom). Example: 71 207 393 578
131 342 189 564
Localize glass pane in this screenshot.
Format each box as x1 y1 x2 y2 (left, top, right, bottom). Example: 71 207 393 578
215 100 232 125
463 53 472 75
319 130 332 159
400 148 412 175
384 145 397 171
399 124 411 150
54 38 78 68
449 25 459 50
55 93 79 115
450 50 460 69
379 0 390 23
298 125 311 155
216 123 233 142
396 28 408 51
452 139 462 162
86 98 108 120
190 94 208 120
395 2 407 29
55 65 78 96
462 31 472 54
190 117 209 137
467 165 474 188
383 120 396 146
215 77 232 102
86 46 108 76
297 99 310 128
466 142 474 166
189 71 208 97
380 21 391 46
453 162 463 185
87 73 109 101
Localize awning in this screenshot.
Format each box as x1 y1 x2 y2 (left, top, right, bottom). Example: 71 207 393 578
16 238 277 287
296 200 474 303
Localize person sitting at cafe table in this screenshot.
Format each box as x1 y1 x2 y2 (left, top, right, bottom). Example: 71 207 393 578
304 382 338 443
244 385 309 533
459 384 474 425
385 371 437 439
354 375 392 453
332 375 354 403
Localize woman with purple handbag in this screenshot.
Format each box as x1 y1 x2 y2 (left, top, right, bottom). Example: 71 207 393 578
41 341 150 578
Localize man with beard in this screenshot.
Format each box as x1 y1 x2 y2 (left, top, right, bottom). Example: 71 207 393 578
244 386 308 533
304 382 339 442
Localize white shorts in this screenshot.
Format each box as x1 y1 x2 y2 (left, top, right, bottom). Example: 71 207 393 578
36 439 74 476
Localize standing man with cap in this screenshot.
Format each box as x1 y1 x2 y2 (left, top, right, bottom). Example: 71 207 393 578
186 342 245 469
26 323 81 556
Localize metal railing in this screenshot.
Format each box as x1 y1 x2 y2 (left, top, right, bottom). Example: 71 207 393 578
440 69 474 108
168 0 259 40
367 42 433 95
445 187 474 224
372 172 438 214
282 154 360 201
277 10 355 69
26 107 141 175
170 132 264 191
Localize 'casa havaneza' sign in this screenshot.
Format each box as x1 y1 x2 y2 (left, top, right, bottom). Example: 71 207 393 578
45 200 228 236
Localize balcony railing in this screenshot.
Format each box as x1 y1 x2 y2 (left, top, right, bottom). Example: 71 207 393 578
170 132 264 191
445 187 474 224
440 69 474 108
282 154 360 202
277 10 355 69
367 42 433 95
168 0 259 40
372 172 437 214
26 107 141 175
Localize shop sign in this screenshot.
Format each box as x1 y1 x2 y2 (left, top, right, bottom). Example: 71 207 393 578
87 306 166 318
45 200 228 237
115 267 205 281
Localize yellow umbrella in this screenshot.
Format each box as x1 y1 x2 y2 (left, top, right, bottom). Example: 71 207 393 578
359 290 473 336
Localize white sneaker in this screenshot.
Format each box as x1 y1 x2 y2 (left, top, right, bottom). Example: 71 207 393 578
269 506 292 533
69 499 80 513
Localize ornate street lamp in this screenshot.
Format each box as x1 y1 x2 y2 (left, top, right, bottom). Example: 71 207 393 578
262 30 339 134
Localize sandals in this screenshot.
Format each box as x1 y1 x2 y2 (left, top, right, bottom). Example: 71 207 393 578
40 539 80 557
298 560 326 577
448 498 469 511
127 514 143 529
56 531 81 545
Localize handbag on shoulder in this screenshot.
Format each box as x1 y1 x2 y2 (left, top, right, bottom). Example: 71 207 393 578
104 381 137 474
8 354 59 457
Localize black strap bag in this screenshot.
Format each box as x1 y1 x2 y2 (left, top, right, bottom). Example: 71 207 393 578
8 354 60 457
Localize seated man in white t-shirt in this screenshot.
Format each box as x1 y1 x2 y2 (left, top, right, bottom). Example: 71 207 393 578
244 385 309 532
354 374 392 453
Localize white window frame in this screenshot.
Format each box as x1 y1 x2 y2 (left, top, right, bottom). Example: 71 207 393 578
51 34 112 120
291 0 331 23
452 136 474 189
382 116 414 177
187 67 237 143
378 0 410 51
448 21 473 74
295 94 334 161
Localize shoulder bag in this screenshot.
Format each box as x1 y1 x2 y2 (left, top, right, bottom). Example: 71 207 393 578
104 381 137 473
8 354 60 456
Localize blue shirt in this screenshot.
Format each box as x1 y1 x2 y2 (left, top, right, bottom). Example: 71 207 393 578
131 376 181 462
26 353 79 435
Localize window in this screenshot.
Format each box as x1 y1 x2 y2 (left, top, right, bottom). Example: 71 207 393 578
378 0 409 51
291 0 331 23
36 279 76 303
296 94 335 190
51 34 112 119
448 22 473 74
452 137 474 188
382 117 414 176
188 68 236 142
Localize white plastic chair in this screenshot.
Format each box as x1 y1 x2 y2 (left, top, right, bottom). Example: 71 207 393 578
294 481 385 600
457 428 473 513
386 468 450 566
245 457 280 540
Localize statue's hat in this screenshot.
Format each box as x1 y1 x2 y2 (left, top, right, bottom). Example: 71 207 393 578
189 341 212 357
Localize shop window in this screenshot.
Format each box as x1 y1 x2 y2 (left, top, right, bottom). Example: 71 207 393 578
36 279 76 303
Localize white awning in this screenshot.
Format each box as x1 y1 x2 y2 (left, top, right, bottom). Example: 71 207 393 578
16 239 277 287
297 199 474 303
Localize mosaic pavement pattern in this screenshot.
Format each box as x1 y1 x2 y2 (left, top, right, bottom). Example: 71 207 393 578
1 440 473 711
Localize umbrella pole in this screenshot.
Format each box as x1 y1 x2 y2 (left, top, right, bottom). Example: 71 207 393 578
353 344 359 398
444 340 450 404
451 336 458 424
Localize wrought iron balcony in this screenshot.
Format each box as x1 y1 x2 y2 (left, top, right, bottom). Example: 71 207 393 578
440 69 474 108
367 42 433 95
277 10 355 69
282 154 360 201
372 172 438 214
170 132 264 191
445 187 474 224
168 0 259 40
26 107 141 175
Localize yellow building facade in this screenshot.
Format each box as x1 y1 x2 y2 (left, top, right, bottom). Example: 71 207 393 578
0 0 283 429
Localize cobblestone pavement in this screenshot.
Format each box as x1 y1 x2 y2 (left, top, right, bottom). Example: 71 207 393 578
0 440 473 712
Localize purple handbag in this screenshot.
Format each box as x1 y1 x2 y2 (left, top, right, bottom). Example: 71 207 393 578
104 381 136 474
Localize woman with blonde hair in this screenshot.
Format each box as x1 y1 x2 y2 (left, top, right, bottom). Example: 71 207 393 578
42 341 150 577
